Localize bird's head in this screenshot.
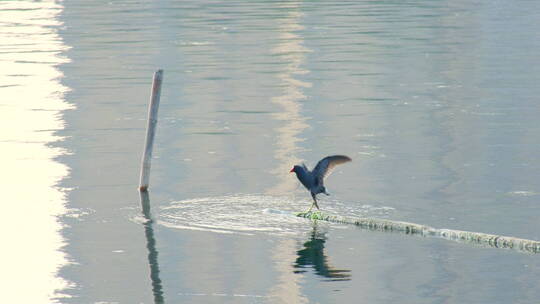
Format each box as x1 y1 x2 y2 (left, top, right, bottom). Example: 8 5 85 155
289 165 300 173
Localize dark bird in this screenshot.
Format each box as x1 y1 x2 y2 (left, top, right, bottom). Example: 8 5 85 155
290 155 352 211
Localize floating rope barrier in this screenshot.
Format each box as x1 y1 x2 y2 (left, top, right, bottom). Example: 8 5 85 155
296 211 540 254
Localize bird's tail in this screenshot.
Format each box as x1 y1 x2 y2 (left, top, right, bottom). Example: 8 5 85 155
322 187 330 196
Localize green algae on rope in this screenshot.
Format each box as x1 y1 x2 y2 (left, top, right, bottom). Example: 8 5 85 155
296 211 540 254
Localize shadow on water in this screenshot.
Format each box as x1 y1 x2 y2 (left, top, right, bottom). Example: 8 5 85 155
294 224 351 281
139 191 165 304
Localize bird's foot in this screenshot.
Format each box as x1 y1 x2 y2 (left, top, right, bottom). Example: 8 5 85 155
309 209 323 219
304 203 317 214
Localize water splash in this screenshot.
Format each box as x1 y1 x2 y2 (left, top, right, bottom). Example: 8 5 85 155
159 194 395 236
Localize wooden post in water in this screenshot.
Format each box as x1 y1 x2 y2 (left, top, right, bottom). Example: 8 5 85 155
139 69 163 192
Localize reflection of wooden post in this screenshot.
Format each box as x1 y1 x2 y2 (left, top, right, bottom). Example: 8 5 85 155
139 70 164 192
297 211 540 254
140 191 165 303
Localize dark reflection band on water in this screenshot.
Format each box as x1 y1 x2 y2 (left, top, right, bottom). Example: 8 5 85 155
294 223 351 281
139 191 165 304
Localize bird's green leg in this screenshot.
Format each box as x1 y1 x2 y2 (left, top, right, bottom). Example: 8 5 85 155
306 193 320 213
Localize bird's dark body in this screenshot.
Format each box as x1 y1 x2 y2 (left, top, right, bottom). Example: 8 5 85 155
290 155 351 210
292 165 325 195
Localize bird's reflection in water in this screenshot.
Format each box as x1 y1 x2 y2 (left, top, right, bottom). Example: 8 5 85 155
294 224 351 281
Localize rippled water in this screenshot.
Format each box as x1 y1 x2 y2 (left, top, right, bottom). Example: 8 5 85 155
158 194 394 235
2 0 540 303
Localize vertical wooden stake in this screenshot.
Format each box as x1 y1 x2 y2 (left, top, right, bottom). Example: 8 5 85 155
139 69 163 192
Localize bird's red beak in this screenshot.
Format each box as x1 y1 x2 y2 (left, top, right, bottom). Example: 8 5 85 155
289 167 294 173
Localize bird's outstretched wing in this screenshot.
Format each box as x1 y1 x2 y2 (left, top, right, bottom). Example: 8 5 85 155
312 155 352 183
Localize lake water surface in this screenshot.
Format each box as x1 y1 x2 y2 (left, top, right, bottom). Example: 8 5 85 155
2 1 540 303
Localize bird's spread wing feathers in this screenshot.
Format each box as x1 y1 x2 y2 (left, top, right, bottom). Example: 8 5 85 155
312 155 352 183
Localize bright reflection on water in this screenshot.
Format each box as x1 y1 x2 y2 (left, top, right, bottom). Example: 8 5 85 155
268 5 310 195
0 1 72 303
